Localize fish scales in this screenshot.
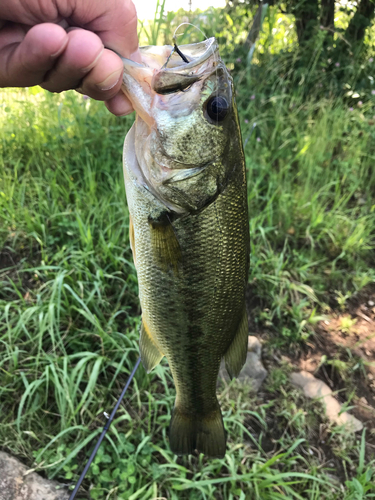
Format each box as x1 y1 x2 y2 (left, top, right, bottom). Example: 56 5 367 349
121 38 250 457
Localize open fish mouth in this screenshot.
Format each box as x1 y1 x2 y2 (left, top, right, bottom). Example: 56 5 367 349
120 38 220 111
120 37 218 73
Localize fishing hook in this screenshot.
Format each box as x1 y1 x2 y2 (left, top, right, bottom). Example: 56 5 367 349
174 44 189 63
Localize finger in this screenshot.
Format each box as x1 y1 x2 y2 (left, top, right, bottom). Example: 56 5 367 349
41 28 104 93
0 2 62 24
80 48 123 101
68 0 140 60
0 0 140 61
105 91 134 116
0 23 68 87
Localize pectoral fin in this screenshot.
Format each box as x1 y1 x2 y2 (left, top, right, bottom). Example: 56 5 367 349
139 319 164 373
148 213 182 274
224 306 248 379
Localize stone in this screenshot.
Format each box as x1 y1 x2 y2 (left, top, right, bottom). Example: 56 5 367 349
238 351 268 391
247 336 262 357
290 371 363 432
218 336 268 392
0 452 69 500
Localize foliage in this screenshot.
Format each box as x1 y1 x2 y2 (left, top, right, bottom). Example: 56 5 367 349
137 2 375 103
226 0 375 50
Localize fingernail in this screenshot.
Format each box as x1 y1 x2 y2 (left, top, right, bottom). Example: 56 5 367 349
96 70 122 91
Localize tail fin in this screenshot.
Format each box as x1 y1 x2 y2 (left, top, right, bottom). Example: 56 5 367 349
169 402 226 458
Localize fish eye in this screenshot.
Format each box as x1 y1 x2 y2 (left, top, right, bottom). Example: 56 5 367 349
206 96 229 122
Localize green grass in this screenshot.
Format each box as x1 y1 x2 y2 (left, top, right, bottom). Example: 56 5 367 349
1 44 375 499
241 89 375 342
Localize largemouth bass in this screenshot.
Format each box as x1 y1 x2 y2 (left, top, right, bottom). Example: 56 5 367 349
121 38 250 458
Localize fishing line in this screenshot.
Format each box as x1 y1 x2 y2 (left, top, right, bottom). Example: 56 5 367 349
67 357 141 500
172 22 208 46
162 22 209 68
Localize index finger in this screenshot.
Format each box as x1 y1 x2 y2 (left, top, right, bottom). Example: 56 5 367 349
0 0 140 61
68 0 139 60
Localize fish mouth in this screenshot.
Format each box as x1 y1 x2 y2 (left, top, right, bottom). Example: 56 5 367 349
120 37 218 73
120 37 220 126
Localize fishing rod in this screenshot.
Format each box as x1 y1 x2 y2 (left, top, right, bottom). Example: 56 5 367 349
68 357 141 500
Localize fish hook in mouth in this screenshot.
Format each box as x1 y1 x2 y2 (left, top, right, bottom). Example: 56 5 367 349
119 38 218 72
105 38 192 68
161 40 190 70
174 45 190 63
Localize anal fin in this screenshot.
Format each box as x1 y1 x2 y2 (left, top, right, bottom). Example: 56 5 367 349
139 319 164 373
224 306 248 379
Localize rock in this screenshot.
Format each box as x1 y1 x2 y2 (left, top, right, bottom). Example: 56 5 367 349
238 351 268 391
290 371 363 432
0 452 69 500
219 336 268 392
247 336 262 357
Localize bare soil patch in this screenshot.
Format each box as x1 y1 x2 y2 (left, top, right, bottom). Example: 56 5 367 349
290 285 375 440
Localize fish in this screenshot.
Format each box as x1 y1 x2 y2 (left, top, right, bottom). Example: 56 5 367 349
121 37 250 458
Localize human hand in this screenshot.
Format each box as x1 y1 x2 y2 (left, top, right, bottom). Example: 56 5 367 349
0 0 139 115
